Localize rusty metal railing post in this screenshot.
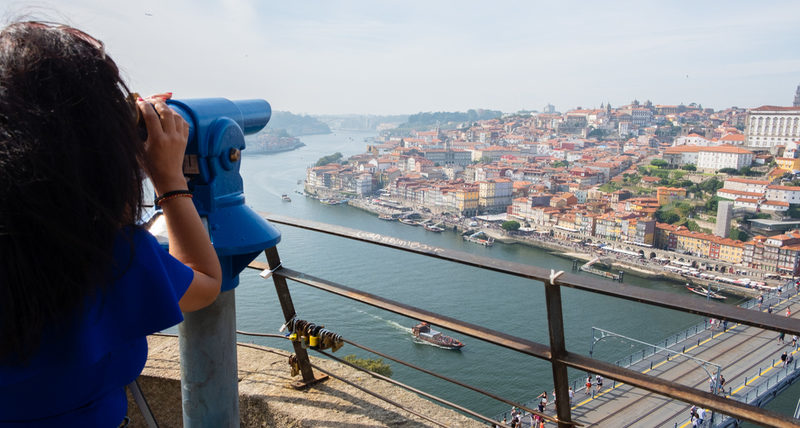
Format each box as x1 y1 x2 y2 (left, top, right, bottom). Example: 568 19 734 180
264 246 328 388
543 278 573 428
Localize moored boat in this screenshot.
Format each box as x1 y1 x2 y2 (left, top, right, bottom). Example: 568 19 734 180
686 284 727 300
424 224 444 232
378 214 396 221
281 194 292 202
412 322 464 350
399 218 420 226
463 231 494 246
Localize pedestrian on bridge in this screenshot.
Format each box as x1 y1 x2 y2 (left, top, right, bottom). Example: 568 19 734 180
781 351 788 367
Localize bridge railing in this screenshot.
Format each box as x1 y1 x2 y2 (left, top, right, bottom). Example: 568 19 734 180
248 214 800 428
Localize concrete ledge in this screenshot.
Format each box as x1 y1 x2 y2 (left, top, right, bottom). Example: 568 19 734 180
126 335 485 427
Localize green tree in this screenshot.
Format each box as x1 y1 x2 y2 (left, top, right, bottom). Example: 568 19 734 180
343 355 393 377
656 210 680 224
552 160 569 168
729 227 747 241
699 177 723 194
704 196 720 213
681 164 697 171
650 159 668 168
719 167 738 174
501 220 521 231
315 152 344 167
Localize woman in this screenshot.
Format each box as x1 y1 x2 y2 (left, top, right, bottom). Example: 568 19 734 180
0 21 222 426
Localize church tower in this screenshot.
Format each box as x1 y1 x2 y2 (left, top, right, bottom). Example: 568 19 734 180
794 84 800 107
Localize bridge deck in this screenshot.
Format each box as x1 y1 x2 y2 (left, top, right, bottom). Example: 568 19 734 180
504 289 800 427
571 290 800 427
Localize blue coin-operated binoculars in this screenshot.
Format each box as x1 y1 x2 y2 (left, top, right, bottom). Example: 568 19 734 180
166 98 281 427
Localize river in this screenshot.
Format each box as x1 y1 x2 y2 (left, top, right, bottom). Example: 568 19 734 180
229 130 795 420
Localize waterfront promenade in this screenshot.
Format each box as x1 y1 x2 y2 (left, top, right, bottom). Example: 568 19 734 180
501 288 800 427
346 197 779 297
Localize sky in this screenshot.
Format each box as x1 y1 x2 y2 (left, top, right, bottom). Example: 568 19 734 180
2 1 800 115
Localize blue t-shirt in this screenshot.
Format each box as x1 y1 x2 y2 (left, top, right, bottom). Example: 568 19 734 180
0 227 193 427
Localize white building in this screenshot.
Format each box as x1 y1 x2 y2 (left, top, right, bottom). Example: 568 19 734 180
722 177 771 194
765 185 800 204
674 133 710 146
746 105 800 150
696 145 754 172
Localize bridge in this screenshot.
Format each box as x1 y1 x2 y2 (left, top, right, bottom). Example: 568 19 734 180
498 287 800 427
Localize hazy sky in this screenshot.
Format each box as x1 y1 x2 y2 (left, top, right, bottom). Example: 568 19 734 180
3 1 800 115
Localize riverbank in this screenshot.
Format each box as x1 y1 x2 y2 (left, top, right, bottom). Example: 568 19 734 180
346 197 762 298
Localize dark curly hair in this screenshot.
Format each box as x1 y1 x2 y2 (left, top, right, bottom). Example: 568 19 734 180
0 22 145 362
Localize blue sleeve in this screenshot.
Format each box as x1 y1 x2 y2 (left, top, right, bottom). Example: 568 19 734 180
109 227 195 341
59 226 193 363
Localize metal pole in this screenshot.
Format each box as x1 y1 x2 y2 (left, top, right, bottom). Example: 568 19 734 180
179 289 239 427
543 279 573 428
264 246 326 387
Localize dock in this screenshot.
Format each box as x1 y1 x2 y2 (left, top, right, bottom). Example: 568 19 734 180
497 287 800 427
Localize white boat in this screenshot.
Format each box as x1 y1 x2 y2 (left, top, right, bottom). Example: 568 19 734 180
686 284 726 300
281 194 291 202
412 322 464 350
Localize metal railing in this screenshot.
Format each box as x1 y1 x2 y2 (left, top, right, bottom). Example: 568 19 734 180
247 213 800 427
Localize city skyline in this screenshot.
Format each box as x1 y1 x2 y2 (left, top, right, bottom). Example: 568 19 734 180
5 1 800 115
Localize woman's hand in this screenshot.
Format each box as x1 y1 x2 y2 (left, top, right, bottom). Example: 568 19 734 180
137 92 222 311
136 93 189 195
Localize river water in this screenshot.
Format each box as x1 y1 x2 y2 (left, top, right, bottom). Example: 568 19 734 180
230 130 794 419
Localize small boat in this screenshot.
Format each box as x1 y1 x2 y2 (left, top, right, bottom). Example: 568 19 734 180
399 218 419 226
463 231 494 246
412 322 464 350
423 223 444 232
281 194 292 202
378 214 396 221
686 284 727 300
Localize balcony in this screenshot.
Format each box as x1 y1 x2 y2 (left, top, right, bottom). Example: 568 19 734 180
134 214 800 427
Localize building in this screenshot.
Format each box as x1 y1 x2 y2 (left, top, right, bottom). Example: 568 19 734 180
775 157 800 172
742 231 800 275
656 187 687 206
721 178 771 194
478 178 513 213
745 106 800 150
714 201 733 238
696 145 754 172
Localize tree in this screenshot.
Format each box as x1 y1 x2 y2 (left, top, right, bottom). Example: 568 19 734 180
704 196 720 213
552 160 569 168
719 168 738 174
699 177 723 194
681 164 696 171
315 152 343 167
650 159 668 168
656 210 680 224
729 227 747 241
501 220 521 231
343 355 392 377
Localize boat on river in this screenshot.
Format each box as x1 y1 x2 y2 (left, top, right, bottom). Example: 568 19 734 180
399 218 420 226
463 231 494 246
686 284 727 300
412 322 464 350
423 222 444 232
378 213 396 221
281 194 292 202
